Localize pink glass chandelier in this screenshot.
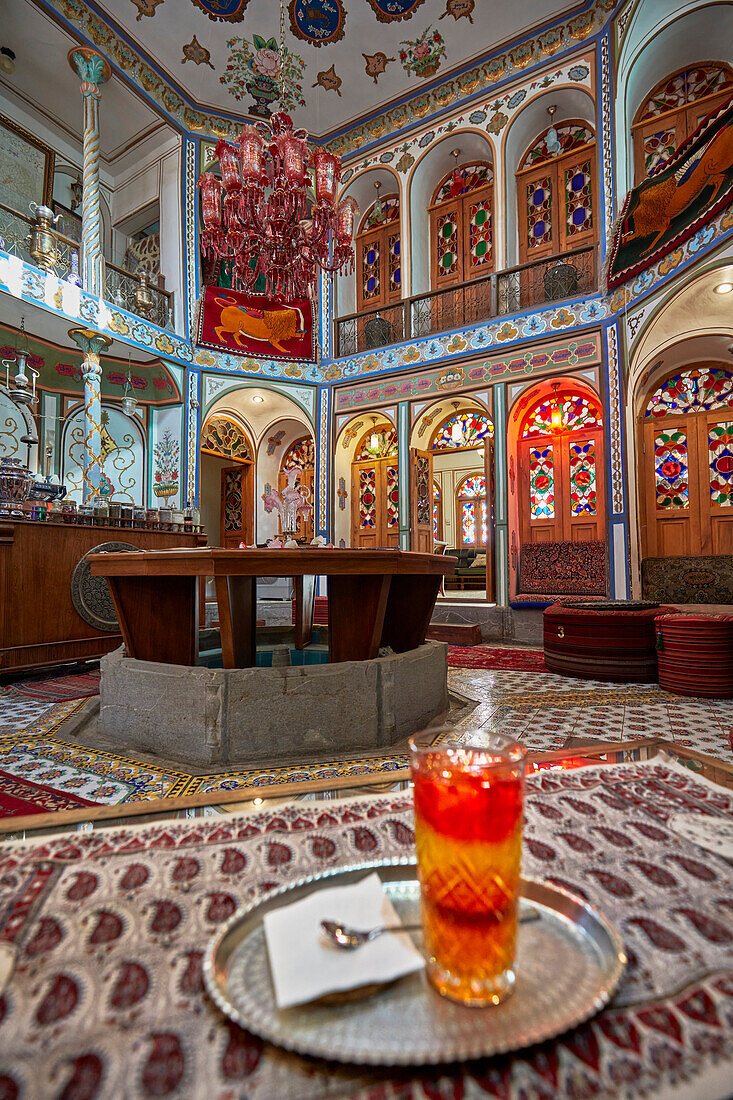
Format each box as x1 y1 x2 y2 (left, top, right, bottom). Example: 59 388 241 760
198 112 358 300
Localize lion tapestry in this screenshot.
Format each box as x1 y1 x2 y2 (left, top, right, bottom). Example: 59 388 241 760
196 286 315 362
606 93 733 290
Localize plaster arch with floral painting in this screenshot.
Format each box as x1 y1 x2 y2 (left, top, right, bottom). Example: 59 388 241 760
506 376 605 599
614 0 733 195
336 166 404 324
333 409 398 549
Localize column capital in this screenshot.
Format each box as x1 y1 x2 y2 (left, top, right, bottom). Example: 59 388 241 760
68 47 111 99
68 326 113 362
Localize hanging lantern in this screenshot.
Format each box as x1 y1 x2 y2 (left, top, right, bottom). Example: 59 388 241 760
311 148 341 206
121 363 137 417
239 126 266 185
550 382 564 433
134 272 153 318
336 197 358 243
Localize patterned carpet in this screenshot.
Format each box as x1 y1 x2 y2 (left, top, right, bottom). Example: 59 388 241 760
446 644 545 670
6 670 101 701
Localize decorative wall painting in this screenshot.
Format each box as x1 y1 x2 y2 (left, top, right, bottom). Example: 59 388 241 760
220 34 305 116
289 0 346 47
363 52 395 84
399 26 447 79
367 0 426 22
196 285 316 363
190 0 251 21
0 114 54 217
313 65 342 95
607 92 733 289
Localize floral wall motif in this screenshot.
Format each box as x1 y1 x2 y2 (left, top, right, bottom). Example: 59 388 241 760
220 33 306 117
399 26 447 80
62 405 145 505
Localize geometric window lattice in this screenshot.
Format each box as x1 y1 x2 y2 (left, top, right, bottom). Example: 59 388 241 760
564 159 593 236
223 468 244 532
654 428 689 509
521 124 595 170
432 412 494 451
644 367 733 418
386 463 399 529
281 435 314 470
362 239 381 301
201 416 253 462
637 65 733 122
434 164 493 204
643 126 678 177
468 197 493 270
363 194 399 230
522 393 602 437
709 421 733 507
526 176 552 249
529 444 555 519
388 232 401 293
355 426 398 460
359 466 377 528
569 438 597 515
436 209 459 277
433 479 441 538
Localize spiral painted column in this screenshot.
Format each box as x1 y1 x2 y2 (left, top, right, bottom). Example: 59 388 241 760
68 48 111 297
68 327 112 502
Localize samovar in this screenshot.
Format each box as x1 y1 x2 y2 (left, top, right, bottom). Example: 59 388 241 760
0 456 32 516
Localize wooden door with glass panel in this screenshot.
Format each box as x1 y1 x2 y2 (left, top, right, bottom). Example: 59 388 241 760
350 424 399 548
641 366 733 557
220 464 254 548
518 388 605 545
410 448 433 553
355 193 401 349
428 163 494 329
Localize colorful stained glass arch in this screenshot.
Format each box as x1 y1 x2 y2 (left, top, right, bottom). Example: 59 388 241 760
432 411 494 451
636 64 733 124
281 436 315 471
358 194 400 234
520 122 595 170
432 163 494 205
355 425 398 460
644 367 733 418
521 392 602 438
201 416 253 462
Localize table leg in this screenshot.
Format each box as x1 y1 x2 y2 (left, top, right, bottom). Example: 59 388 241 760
327 574 390 663
107 575 197 665
215 575 256 668
380 574 442 653
294 574 316 649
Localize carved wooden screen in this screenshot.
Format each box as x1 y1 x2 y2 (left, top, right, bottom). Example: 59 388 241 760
516 123 596 265
433 479 443 542
220 464 254 547
632 64 733 184
278 435 315 543
355 194 401 313
429 163 494 290
641 365 733 558
410 448 433 553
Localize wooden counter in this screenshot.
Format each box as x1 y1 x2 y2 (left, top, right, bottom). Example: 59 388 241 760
0 519 207 674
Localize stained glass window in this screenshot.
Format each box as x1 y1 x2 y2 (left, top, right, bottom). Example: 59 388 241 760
363 194 399 230
529 445 555 519
564 160 593 236
358 467 377 528
467 197 493 269
436 209 459 278
522 393 602 437
645 368 733 417
433 480 441 539
361 239 380 301
201 416 252 462
526 176 552 249
355 427 398 460
709 421 733 507
654 429 689 509
281 436 314 470
386 464 399 529
459 475 485 497
637 65 733 122
643 127 678 177
388 232 401 293
432 412 493 451
569 439 597 515
433 164 493 204
520 124 595 170
457 475 488 547
461 500 476 544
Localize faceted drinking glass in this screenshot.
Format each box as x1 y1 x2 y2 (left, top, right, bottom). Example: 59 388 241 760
410 732 526 1006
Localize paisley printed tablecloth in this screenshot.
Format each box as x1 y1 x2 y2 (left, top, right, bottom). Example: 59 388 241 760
0 757 731 1099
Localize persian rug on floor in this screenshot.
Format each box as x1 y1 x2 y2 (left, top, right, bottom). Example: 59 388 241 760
0 770 97 816
6 669 100 701
447 645 546 671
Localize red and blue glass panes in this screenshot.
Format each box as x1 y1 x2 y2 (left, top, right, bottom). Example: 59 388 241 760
388 232 401 294
434 164 493 203
386 464 399 529
359 467 377 528
521 124 595 169
654 429 689 508
709 421 733 507
461 500 476 544
529 445 555 519
522 393 601 437
436 209 458 278
458 475 488 546
643 126 678 176
565 160 593 236
362 239 380 301
433 412 493 450
282 436 314 470
364 194 399 229
645 368 733 417
433 480 441 538
569 439 597 515
356 427 398 460
526 177 552 249
468 197 493 269
638 65 732 121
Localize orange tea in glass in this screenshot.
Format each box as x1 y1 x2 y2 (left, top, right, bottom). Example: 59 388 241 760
410 733 526 1006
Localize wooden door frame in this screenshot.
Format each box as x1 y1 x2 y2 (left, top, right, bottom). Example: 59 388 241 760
516 140 596 265
220 461 254 548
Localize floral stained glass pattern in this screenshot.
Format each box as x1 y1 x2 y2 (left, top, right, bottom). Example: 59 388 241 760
386 464 399 529
521 124 594 169
654 429 689 509
433 480 440 538
281 436 314 470
458 474 487 547
645 368 733 417
638 65 732 122
643 127 678 176
709 421 733 506
355 427 398 460
358 467 377 528
388 233 401 293
522 394 602 437
467 197 493 269
432 412 493 451
526 177 552 249
201 416 252 462
564 160 593 236
459 475 485 497
529 445 554 519
361 239 380 301
434 164 492 203
436 209 458 277
569 439 597 515
461 500 476 545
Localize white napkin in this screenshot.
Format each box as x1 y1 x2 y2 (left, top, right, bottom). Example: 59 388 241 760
263 872 424 1009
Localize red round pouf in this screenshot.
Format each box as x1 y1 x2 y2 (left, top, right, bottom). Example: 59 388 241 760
543 602 664 682
655 612 733 698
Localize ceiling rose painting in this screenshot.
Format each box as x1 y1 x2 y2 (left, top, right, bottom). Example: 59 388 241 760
366 0 426 22
220 34 306 116
399 25 446 79
190 0 252 20
289 0 347 47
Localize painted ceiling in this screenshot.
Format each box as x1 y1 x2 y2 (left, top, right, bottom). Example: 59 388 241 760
88 0 585 139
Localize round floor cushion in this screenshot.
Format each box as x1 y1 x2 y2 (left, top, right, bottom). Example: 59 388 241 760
656 612 733 698
544 602 664 682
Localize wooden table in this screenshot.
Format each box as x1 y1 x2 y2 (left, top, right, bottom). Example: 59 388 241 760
90 547 456 667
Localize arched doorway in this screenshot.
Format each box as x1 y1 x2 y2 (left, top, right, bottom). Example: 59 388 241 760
200 413 255 547
278 434 315 542
429 161 494 291
351 420 399 548
639 364 733 557
518 385 605 545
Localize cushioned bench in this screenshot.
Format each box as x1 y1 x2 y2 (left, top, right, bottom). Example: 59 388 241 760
444 548 486 590
512 539 608 608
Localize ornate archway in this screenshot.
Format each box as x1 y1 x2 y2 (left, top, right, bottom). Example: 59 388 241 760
351 421 399 549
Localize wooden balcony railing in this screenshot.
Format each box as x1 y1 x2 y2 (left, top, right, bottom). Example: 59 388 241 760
0 201 173 330
334 244 597 358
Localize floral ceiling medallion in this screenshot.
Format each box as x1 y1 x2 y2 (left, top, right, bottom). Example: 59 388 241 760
399 25 446 79
130 0 164 19
289 0 346 47
366 0 425 22
190 0 251 21
220 34 305 116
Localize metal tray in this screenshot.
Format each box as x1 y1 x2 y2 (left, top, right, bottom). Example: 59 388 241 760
204 857 626 1067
